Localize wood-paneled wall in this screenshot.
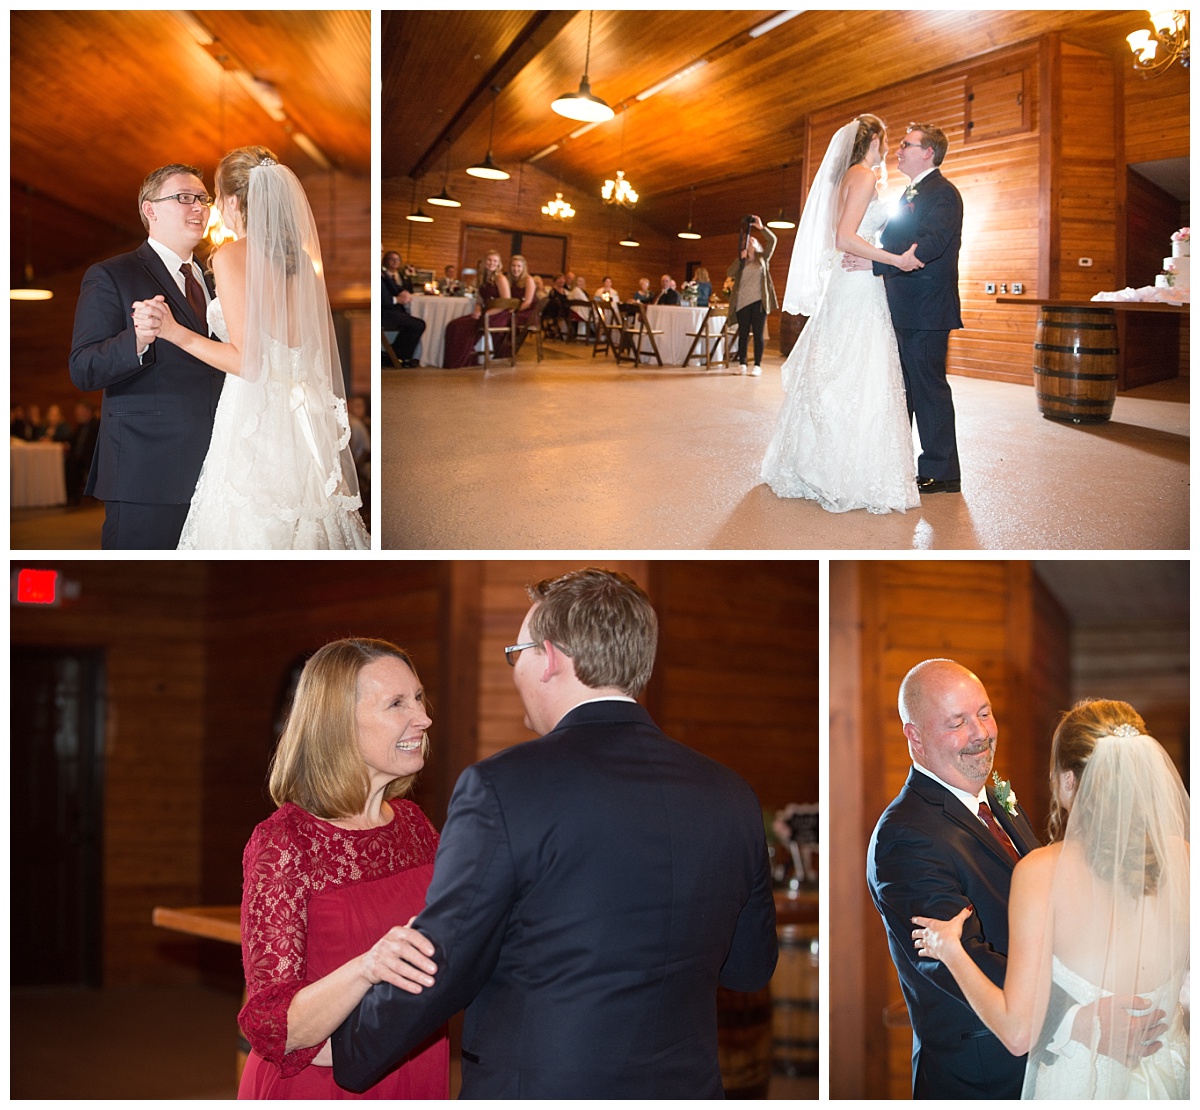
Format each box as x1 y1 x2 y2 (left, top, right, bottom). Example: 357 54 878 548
830 560 1070 1099
383 162 674 302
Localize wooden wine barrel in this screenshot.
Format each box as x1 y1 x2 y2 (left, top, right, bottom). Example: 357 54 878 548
772 920 819 1076
717 984 774 1098
1033 306 1119 424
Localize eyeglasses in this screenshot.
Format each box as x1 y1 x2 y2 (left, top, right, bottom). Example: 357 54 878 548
148 192 214 207
898 140 928 151
504 642 538 666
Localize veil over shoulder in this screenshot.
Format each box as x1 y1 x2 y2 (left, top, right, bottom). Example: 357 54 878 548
1023 728 1189 1099
781 120 858 318
179 159 368 549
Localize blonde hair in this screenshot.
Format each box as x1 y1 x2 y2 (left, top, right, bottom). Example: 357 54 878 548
215 144 280 232
269 638 427 818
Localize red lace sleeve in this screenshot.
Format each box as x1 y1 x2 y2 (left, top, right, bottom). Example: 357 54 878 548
237 813 323 1076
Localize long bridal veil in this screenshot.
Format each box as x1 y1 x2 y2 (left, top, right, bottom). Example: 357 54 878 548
781 119 858 319
1022 727 1189 1098
226 160 362 519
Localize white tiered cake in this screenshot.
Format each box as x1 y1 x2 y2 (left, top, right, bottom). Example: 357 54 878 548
1155 229 1190 290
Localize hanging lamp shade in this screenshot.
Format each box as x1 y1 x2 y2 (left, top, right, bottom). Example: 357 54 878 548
766 163 797 229
552 11 614 123
428 144 462 207
11 187 53 300
406 179 434 223
466 88 511 180
677 189 701 239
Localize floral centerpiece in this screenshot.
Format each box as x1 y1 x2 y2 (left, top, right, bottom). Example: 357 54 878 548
680 279 699 306
719 275 735 304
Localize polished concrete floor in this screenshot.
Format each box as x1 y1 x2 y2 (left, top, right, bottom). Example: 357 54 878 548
380 344 1189 551
11 984 818 1099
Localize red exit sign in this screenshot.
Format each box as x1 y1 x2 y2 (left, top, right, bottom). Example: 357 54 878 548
14 568 60 606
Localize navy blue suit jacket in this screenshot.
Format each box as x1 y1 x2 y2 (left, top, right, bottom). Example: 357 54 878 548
867 767 1040 1099
333 700 778 1098
69 241 224 504
873 169 964 331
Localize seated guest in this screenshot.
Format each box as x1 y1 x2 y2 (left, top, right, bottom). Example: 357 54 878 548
693 266 713 307
544 274 573 338
655 274 680 306
67 401 100 504
347 394 371 508
11 404 34 441
437 264 461 295
41 404 73 443
443 250 511 367
508 255 540 352
632 278 654 304
27 404 46 441
382 251 425 368
568 275 590 337
597 276 621 304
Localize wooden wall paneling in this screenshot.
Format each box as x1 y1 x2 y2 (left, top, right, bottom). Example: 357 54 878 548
1122 58 1190 164
10 562 210 986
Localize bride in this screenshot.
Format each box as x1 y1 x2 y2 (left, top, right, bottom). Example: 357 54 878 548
761 115 922 514
134 146 370 549
913 700 1189 1099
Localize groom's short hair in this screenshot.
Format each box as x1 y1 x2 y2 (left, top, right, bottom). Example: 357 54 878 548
527 568 658 698
906 123 948 166
138 163 205 231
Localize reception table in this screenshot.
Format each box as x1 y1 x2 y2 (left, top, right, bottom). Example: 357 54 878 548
644 304 722 366
408 295 475 367
11 439 67 507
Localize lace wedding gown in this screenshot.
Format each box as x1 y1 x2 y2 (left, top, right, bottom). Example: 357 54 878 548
761 194 919 514
1026 957 1189 1099
178 300 370 549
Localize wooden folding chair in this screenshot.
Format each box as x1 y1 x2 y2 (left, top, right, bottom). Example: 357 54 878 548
591 299 622 359
477 298 520 369
517 301 546 363
619 302 665 367
681 304 734 370
381 329 404 369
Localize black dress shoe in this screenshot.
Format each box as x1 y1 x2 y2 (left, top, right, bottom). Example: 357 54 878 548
917 476 962 494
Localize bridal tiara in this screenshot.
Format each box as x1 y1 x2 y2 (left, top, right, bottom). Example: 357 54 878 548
1110 723 1141 738
258 157 278 167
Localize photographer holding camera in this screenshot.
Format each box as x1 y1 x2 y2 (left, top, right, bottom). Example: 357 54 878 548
725 215 777 375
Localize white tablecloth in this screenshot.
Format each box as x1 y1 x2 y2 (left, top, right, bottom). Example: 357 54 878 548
644 305 726 366
12 439 67 507
407 295 475 367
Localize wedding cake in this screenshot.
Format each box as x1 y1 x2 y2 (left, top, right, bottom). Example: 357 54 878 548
1155 228 1190 290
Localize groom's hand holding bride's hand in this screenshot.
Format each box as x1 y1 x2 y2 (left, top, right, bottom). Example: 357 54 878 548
132 296 187 347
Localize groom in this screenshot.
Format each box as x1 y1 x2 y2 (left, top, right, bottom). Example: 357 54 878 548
69 163 224 549
868 659 1167 1098
858 123 964 494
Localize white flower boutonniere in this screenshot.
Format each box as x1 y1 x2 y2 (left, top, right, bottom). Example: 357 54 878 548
991 771 1018 816
904 184 919 202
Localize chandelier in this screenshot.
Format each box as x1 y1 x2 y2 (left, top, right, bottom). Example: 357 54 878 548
602 169 638 208
1127 9 1190 75
542 191 576 220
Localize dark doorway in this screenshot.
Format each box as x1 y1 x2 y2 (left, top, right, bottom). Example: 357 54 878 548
11 647 106 986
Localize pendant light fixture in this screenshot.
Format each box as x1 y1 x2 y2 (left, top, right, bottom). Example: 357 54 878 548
766 164 797 230
677 188 701 240
466 87 511 180
542 190 576 221
427 142 461 207
618 214 640 248
601 110 638 208
11 185 53 301
551 11 614 123
406 178 434 223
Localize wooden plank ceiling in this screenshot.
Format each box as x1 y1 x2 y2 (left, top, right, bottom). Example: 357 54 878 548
384 9 1161 239
11 11 369 283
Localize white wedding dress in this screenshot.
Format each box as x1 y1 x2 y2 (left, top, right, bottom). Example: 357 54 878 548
1026 957 1188 1099
760 194 919 514
178 299 370 550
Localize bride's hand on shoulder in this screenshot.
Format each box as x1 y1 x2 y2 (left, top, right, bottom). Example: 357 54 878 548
896 244 924 272
911 904 971 962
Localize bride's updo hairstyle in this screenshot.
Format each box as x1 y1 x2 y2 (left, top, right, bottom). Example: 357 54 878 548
215 144 281 233
1047 698 1146 843
848 114 887 171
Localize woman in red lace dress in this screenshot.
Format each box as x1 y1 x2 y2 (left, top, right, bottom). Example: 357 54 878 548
237 639 449 1099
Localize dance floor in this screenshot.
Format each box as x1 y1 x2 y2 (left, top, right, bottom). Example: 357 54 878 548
379 344 1189 551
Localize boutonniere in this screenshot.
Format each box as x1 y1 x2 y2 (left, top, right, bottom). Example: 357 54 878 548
904 184 919 202
991 771 1018 816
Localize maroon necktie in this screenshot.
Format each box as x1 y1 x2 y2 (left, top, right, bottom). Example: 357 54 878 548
978 802 1020 864
180 262 207 325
